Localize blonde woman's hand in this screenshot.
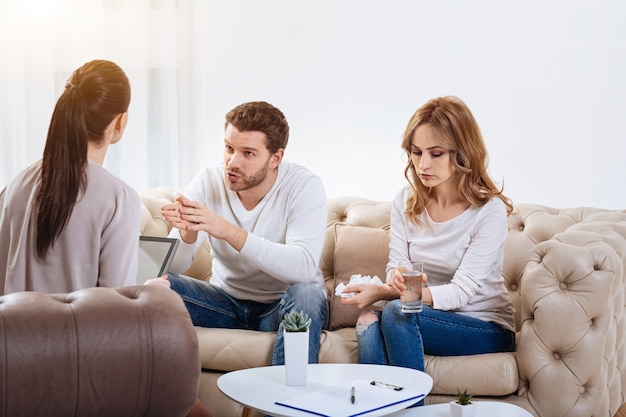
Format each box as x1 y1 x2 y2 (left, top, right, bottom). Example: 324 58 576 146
388 267 428 296
388 267 406 295
340 283 398 309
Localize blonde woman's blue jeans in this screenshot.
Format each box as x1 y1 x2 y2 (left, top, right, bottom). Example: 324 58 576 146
357 300 515 370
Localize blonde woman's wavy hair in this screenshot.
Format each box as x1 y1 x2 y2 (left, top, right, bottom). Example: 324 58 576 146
401 96 513 225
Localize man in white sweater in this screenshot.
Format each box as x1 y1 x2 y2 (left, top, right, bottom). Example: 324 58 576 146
152 101 328 366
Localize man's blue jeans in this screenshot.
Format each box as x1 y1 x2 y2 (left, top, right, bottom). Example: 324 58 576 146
357 300 515 370
167 274 328 365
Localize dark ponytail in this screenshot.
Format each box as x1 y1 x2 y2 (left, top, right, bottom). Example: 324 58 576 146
34 60 130 259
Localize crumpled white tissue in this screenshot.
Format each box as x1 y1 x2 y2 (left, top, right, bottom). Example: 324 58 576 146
335 274 384 298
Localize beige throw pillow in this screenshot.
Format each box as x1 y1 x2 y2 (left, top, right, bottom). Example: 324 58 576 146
329 223 390 330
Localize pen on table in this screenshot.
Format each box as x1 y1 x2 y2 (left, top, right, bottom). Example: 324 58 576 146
370 380 404 391
351 386 355 404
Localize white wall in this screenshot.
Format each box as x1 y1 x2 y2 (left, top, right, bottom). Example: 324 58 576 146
196 0 626 209
2 1 625 209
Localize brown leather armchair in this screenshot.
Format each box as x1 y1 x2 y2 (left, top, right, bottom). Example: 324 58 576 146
0 285 200 417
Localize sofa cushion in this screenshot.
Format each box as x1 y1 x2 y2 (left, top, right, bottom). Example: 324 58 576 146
425 352 519 396
329 223 390 330
318 327 358 363
196 327 274 371
196 327 358 371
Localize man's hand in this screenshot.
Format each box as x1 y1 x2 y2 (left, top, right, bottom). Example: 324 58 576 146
161 195 199 244
162 195 248 251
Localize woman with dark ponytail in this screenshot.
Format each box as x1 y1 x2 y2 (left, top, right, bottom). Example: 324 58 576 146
0 59 140 294
0 60 218 417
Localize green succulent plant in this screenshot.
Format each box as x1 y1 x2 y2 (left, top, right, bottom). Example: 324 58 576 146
282 310 311 332
455 388 473 405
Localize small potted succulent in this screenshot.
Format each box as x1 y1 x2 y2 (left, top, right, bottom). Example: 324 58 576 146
282 310 312 332
282 310 311 386
450 388 477 417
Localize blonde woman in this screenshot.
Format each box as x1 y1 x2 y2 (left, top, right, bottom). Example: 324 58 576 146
342 96 515 378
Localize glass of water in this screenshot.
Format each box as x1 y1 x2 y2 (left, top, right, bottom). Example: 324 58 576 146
400 261 424 313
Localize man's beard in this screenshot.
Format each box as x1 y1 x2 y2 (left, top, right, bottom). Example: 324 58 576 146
225 158 270 192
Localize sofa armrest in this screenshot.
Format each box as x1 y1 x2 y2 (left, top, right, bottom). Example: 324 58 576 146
517 231 622 417
0 286 200 417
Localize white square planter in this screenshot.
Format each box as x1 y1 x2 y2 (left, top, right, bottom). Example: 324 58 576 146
450 401 477 417
283 330 309 386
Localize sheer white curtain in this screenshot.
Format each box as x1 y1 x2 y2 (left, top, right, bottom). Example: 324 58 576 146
0 0 209 191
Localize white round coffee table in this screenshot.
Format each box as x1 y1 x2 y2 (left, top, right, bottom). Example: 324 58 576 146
386 401 534 416
217 363 433 417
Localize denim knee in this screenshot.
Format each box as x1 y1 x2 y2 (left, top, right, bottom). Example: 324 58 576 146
271 283 328 366
356 310 386 365
380 300 425 371
355 310 379 335
282 283 328 325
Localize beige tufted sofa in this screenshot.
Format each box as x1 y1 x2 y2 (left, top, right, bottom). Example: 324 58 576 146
139 188 626 417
